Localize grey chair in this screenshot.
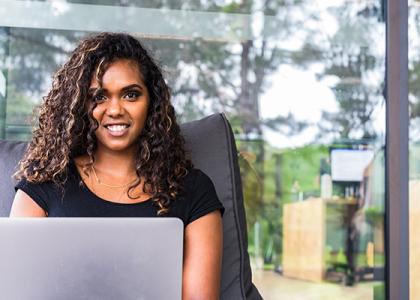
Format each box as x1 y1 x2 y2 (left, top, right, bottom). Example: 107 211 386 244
0 113 262 300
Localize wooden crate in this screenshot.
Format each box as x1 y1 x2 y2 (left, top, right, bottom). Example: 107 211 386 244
283 198 326 282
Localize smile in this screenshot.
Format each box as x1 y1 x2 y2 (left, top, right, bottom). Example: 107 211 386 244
104 124 130 136
106 124 129 131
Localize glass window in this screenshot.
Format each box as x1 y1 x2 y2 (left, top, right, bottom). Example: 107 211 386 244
409 1 420 299
0 1 386 298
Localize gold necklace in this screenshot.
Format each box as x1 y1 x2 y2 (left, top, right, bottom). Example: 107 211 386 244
91 165 136 189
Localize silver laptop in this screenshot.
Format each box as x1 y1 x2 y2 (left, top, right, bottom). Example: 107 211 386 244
0 218 183 300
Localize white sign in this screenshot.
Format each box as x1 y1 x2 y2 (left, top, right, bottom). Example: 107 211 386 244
0 71 5 98
331 149 375 182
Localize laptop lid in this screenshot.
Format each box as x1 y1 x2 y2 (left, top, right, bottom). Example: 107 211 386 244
0 218 183 300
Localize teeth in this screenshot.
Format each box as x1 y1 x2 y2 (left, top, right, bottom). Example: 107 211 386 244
106 125 128 132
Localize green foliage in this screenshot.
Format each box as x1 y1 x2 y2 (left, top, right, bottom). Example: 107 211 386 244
363 206 384 225
276 144 328 203
409 142 420 179
3 85 35 140
222 2 242 14
325 204 347 251
244 143 329 266
374 283 385 300
239 150 264 229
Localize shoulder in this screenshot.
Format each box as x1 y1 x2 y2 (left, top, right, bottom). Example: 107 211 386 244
14 177 58 213
14 161 78 211
15 176 57 193
174 168 224 225
182 168 214 190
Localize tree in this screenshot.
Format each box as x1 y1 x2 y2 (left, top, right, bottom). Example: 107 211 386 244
289 2 385 142
408 3 420 141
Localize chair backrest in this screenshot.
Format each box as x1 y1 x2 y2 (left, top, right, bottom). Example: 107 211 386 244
0 140 27 216
0 113 262 300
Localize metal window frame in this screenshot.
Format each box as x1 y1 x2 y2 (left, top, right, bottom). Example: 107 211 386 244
386 0 409 299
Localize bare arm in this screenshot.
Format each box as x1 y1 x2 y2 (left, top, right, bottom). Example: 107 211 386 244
9 189 47 217
182 210 223 300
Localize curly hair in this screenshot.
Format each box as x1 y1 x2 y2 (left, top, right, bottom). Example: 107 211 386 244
15 32 192 215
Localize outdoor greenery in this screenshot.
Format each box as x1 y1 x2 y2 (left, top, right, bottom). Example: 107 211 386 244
374 283 385 300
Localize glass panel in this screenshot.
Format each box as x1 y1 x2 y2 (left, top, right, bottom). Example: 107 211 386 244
247 3 385 298
0 0 386 298
409 1 420 299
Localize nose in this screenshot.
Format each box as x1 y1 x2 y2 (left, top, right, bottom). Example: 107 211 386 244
105 97 124 117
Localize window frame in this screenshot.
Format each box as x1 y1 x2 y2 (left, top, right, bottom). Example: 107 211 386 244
386 0 409 299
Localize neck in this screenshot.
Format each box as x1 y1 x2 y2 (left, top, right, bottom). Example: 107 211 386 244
93 146 137 177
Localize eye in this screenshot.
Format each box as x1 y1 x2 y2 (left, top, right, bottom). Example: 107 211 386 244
124 91 141 100
92 93 106 103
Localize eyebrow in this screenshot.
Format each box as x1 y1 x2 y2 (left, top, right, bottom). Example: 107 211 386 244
88 84 144 95
121 84 144 92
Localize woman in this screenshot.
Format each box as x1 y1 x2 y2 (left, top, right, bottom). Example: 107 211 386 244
9 32 224 299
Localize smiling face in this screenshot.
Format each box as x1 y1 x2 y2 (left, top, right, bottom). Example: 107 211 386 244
89 59 150 154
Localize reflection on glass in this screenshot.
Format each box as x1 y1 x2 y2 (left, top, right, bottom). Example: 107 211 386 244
409 1 420 299
233 1 385 299
0 0 386 299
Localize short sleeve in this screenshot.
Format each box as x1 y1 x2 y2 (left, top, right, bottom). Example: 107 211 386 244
14 178 51 212
186 170 225 225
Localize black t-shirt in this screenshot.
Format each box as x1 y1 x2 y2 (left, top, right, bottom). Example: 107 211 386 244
15 162 224 227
